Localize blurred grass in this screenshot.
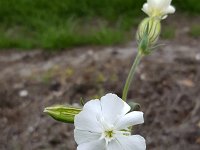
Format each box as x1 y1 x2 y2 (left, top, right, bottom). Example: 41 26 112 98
0 0 199 50
189 25 200 38
161 26 176 39
40 21 126 49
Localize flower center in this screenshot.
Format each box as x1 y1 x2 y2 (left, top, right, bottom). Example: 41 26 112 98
105 130 114 138
102 129 115 144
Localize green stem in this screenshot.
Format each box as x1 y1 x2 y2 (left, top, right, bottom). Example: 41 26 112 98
122 51 143 101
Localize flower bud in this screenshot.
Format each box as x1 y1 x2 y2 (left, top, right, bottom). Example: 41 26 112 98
128 101 141 111
44 105 81 123
136 17 161 55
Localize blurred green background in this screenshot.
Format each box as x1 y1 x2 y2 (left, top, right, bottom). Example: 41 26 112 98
0 0 199 50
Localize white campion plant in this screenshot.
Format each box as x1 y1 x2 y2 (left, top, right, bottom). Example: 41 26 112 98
74 93 145 150
44 0 176 150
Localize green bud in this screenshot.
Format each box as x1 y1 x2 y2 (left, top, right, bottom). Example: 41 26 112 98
44 105 82 123
136 17 161 55
128 102 141 111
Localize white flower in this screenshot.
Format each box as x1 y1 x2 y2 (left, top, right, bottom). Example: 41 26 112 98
142 0 175 19
74 93 146 150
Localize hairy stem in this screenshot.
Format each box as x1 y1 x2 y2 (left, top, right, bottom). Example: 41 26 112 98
122 51 143 101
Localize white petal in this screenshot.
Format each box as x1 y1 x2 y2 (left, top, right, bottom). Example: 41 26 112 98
116 135 146 150
77 139 106 150
142 3 149 15
74 129 101 145
165 0 173 6
115 111 144 130
165 5 175 14
159 0 170 8
74 109 102 132
82 99 101 114
100 93 130 124
153 0 171 8
161 15 168 20
107 139 122 150
147 0 157 7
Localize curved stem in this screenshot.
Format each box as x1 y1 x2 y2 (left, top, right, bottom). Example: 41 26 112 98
122 51 143 101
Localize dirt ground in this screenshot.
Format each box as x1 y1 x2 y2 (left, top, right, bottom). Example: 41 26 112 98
0 18 200 150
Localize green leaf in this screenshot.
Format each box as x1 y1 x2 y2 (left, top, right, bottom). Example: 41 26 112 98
44 105 82 123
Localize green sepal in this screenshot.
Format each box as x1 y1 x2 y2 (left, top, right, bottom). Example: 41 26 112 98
128 102 141 111
137 17 161 55
44 105 82 123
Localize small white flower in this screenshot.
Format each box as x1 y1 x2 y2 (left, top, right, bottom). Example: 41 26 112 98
142 0 175 19
74 93 146 150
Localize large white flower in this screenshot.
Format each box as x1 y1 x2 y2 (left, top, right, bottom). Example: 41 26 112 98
74 93 146 150
142 0 175 19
